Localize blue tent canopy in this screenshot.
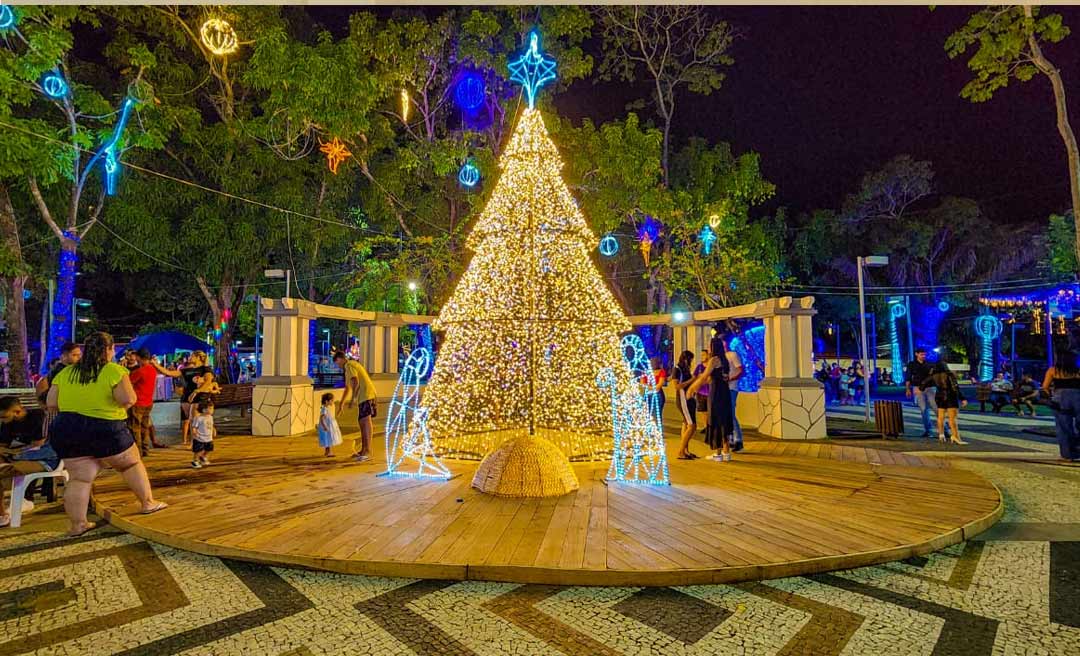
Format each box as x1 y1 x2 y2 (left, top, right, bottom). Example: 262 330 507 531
128 331 208 356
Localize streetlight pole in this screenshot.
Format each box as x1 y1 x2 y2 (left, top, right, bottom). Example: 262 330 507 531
857 255 889 423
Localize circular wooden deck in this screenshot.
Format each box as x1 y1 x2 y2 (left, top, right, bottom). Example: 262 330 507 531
92 434 1002 586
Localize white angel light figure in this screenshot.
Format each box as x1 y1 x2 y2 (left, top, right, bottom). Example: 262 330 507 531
383 348 451 480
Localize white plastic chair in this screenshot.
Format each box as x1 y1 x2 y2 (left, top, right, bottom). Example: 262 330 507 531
9 461 68 528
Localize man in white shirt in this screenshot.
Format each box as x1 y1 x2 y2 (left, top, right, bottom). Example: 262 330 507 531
724 336 745 450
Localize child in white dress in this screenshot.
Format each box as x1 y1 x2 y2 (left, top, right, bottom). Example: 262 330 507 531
317 393 343 457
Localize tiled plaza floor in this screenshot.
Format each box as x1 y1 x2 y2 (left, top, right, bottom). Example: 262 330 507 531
2 404 1078 655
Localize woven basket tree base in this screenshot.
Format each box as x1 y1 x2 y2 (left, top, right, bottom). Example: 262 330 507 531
471 435 580 498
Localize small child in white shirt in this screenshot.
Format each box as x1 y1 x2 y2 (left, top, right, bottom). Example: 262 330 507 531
190 402 216 468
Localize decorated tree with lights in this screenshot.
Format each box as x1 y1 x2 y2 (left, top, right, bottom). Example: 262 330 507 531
420 32 631 466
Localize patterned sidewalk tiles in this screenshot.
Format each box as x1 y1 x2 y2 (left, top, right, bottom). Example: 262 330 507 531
1 408 1078 655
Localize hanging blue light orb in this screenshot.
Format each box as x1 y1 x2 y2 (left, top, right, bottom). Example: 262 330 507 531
41 71 68 99
0 5 16 30
458 162 480 188
890 302 907 319
599 233 619 257
454 72 486 111
937 299 950 313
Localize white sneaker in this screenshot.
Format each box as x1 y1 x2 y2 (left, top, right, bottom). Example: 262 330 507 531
723 453 732 462
4 499 34 515
710 454 725 461
191 461 202 469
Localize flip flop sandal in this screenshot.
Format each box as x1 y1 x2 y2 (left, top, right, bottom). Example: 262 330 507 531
140 502 168 515
67 522 98 537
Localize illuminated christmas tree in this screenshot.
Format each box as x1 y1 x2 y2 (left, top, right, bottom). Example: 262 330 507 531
421 33 631 466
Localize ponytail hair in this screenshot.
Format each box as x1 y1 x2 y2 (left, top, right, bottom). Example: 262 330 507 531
68 331 113 385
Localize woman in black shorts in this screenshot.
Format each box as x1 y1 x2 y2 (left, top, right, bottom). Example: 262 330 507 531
921 361 968 445
47 332 166 536
673 350 699 459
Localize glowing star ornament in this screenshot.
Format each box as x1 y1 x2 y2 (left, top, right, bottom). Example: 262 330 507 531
319 137 351 174
458 161 480 188
699 224 717 254
507 30 556 109
41 71 67 99
200 18 238 56
599 233 619 257
382 348 451 480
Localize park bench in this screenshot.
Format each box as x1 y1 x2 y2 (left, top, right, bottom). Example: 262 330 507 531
212 383 254 417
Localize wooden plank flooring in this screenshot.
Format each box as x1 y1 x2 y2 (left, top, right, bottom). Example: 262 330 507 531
91 430 1002 586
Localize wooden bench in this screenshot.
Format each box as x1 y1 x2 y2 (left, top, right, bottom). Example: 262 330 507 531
0 388 41 410
211 384 254 417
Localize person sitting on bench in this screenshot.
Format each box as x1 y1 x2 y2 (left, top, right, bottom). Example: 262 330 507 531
0 396 60 528
988 372 1014 413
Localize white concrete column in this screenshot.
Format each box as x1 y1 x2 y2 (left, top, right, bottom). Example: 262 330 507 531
797 314 815 379
261 314 279 376
355 326 372 370
370 325 387 374
386 326 400 374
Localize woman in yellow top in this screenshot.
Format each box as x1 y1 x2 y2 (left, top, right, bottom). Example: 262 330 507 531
47 332 167 536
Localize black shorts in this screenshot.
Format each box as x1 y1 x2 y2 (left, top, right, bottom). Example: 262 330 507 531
358 399 376 420
192 440 214 453
49 412 134 460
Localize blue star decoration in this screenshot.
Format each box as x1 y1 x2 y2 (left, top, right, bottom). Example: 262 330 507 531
507 30 557 109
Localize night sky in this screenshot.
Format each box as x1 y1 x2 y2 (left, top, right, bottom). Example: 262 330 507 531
310 5 1080 226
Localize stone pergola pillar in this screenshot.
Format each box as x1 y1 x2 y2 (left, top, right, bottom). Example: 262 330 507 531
630 295 825 440
254 300 432 437
754 297 826 439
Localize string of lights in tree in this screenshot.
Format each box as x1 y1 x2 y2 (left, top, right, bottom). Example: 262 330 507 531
200 18 238 56
212 308 232 341
888 300 906 375
698 224 717 255
974 314 1002 383
78 97 135 196
415 30 636 463
383 348 451 480
47 232 81 363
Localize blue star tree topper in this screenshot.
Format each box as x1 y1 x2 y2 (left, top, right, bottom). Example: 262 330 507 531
508 31 557 109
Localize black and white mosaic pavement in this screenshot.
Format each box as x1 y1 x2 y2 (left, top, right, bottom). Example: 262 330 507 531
1 408 1078 655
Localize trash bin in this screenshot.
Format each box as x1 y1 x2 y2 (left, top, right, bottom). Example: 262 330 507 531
874 400 904 438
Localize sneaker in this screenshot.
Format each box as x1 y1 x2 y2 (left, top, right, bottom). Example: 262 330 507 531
3 499 33 515
191 461 202 469
723 452 732 462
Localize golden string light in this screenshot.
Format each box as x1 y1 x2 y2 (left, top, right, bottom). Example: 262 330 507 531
418 108 631 462
319 137 351 174
400 89 410 123
200 18 239 56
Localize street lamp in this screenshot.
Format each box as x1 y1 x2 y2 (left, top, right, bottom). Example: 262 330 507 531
857 255 889 423
264 268 290 299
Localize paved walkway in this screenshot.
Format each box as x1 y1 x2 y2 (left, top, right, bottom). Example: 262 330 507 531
1 404 1077 655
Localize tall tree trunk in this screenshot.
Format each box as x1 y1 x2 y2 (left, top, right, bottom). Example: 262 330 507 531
196 276 244 384
0 186 29 385
45 235 79 366
1025 5 1080 269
